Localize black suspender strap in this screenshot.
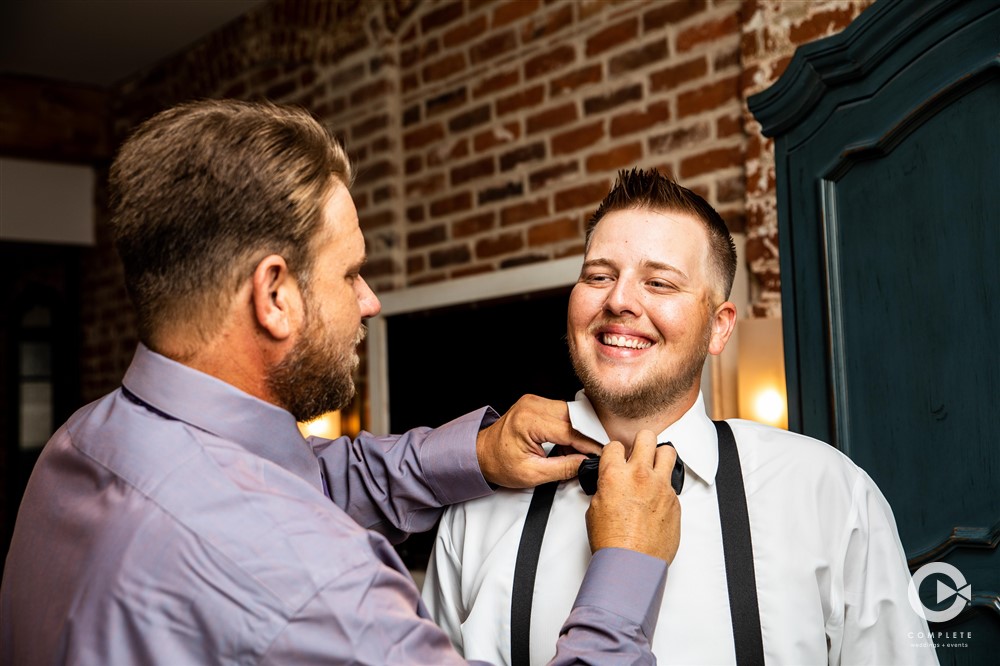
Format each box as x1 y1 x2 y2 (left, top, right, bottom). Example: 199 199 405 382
714 419 765 666
510 421 765 666
510 479 559 666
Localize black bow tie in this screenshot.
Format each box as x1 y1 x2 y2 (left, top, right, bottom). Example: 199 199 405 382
578 442 684 496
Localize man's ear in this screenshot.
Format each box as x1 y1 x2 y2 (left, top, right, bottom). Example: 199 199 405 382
251 255 300 341
708 301 737 356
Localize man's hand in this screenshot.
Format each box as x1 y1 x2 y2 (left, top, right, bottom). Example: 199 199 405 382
585 430 681 564
476 394 601 488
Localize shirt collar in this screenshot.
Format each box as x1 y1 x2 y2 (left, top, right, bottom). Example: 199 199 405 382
121 344 323 493
568 390 720 487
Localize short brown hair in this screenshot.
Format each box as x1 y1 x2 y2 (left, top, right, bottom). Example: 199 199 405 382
109 99 351 351
586 168 737 302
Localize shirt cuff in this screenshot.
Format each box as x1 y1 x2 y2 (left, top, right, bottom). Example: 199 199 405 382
575 548 667 640
421 406 499 505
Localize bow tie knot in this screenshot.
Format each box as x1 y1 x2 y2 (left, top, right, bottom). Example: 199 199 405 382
578 442 684 496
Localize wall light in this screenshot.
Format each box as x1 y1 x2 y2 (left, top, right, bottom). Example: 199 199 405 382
298 411 342 440
737 317 788 430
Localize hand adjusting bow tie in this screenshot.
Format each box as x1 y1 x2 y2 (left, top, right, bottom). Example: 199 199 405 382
578 442 684 496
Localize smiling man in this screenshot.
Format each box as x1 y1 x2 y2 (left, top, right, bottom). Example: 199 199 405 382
423 168 938 665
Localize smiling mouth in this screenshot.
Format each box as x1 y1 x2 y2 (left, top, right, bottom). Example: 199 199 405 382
600 333 653 350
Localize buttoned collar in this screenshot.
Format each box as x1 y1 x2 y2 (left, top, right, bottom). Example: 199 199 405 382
121 344 323 494
567 390 720 487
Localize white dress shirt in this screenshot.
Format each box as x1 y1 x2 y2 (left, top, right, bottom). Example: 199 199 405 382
423 392 939 665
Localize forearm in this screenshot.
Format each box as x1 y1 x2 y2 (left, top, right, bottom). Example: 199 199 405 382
313 407 498 541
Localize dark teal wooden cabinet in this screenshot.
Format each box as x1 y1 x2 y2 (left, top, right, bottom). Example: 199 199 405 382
749 0 999 662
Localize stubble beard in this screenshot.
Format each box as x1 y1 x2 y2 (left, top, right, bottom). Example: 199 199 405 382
569 320 712 420
266 303 366 423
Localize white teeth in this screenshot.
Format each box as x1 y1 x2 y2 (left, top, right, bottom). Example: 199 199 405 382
601 334 652 350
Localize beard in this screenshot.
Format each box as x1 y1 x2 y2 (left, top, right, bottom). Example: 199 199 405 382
266 303 366 423
569 319 711 420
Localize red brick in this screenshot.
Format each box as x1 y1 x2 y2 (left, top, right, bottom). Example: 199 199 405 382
473 68 520 98
741 30 760 60
350 79 393 105
473 122 521 152
550 64 602 96
427 138 469 167
501 199 549 226
476 232 524 259
403 122 445 150
525 45 577 80
717 173 745 204
470 29 518 66
494 0 541 27
402 72 419 94
496 84 545 116
352 114 388 140
408 225 448 249
405 155 423 175
453 264 494 279
649 57 708 92
551 121 604 156
583 84 642 115
610 101 671 137
586 18 638 57
528 217 580 246
556 243 586 259
521 4 573 43
586 142 643 172
648 122 710 155
405 173 446 197
421 2 464 34
451 156 496 186
500 254 548 269
717 113 742 139
363 257 399 279
715 46 740 72
527 102 578 135
676 13 740 53
676 75 740 117
442 15 488 48
423 53 467 83
790 7 857 45
430 192 473 216
430 244 472 268
643 0 707 31
426 87 468 117
407 254 426 275
411 272 447 286
555 181 610 212
529 162 579 190
679 145 742 178
453 212 496 238
448 104 491 133
609 39 669 77
500 142 546 172
362 210 394 229
406 204 425 223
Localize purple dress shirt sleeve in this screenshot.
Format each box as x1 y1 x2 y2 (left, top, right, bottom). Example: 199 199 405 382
312 407 499 543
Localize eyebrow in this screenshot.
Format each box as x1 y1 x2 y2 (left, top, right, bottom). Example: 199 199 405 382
581 258 689 281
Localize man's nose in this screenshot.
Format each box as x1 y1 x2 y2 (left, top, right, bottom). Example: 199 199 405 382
357 276 381 318
604 279 642 317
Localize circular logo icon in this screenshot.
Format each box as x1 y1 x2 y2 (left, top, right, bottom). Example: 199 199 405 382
908 562 971 623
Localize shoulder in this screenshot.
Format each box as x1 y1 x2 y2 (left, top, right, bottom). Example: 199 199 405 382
725 419 870 501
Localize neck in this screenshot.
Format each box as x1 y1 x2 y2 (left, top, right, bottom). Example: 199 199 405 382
592 389 699 447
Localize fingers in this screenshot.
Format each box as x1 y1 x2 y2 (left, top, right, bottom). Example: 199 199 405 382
626 429 658 467
520 394 602 457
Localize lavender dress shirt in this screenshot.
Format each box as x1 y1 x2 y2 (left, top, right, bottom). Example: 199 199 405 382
1 345 667 664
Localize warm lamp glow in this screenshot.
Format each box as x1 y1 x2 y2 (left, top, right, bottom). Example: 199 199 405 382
298 411 342 440
752 388 786 426
737 317 788 430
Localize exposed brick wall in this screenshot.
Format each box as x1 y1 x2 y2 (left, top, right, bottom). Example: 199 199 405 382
8 0 876 414
740 0 874 317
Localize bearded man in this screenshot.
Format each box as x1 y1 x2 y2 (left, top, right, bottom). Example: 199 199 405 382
0 103 682 665
423 168 938 666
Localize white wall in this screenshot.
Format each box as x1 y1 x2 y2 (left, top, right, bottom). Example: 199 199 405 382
0 157 95 245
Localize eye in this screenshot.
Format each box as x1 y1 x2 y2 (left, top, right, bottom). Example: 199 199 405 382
647 278 676 291
583 273 614 284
